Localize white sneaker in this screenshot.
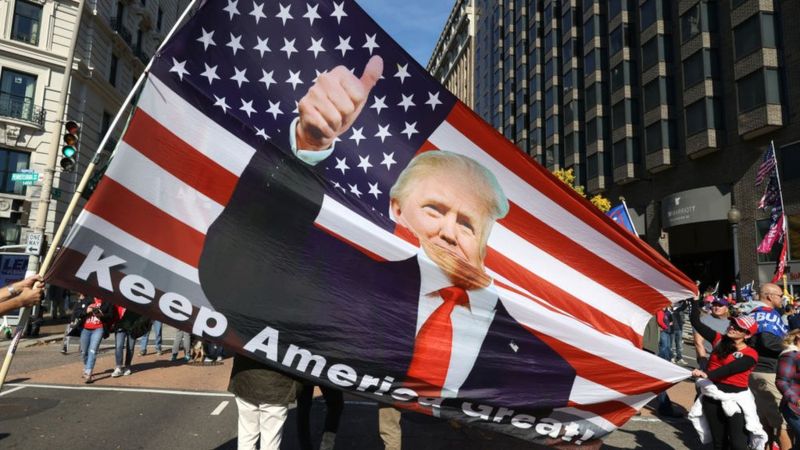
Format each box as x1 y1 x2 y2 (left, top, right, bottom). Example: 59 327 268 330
675 358 687 365
319 431 336 450
215 356 223 362
123 368 132 376
111 367 123 378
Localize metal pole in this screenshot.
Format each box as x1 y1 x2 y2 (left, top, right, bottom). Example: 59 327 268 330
732 222 741 302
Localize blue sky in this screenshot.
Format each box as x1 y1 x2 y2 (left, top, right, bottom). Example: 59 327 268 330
356 0 455 66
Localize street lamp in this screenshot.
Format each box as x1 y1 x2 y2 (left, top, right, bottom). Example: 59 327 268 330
728 206 742 302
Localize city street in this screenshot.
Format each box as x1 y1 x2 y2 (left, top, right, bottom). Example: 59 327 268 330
0 323 709 450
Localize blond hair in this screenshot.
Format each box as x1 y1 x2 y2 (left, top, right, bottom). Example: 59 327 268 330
389 151 509 220
783 329 800 349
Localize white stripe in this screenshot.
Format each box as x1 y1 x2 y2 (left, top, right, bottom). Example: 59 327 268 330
428 121 691 301
139 75 254 176
0 385 26 397
490 224 650 335
315 195 417 260
497 285 690 383
75 211 200 283
6 383 234 397
569 376 653 406
107 142 224 234
210 400 229 415
552 407 616 433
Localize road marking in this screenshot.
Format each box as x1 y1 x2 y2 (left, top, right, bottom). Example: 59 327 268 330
6 383 234 397
211 400 229 415
0 385 26 397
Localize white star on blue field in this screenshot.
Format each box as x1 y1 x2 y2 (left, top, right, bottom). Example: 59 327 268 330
356 0 454 65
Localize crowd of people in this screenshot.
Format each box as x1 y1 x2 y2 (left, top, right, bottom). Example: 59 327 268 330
653 281 800 450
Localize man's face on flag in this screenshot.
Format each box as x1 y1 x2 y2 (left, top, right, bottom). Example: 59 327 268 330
390 166 493 272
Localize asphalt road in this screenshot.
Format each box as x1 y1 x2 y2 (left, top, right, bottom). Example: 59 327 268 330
0 327 709 449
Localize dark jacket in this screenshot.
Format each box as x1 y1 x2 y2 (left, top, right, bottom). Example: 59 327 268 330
228 354 300 404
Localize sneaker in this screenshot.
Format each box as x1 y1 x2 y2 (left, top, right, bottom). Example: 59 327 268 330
81 371 90 379
123 368 132 376
215 356 223 363
111 367 123 378
60 347 68 355
184 355 191 362
675 358 687 365
139 350 147 356
203 357 214 363
156 349 164 355
170 354 178 362
84 374 93 384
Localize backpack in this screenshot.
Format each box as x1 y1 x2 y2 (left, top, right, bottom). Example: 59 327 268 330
113 310 153 339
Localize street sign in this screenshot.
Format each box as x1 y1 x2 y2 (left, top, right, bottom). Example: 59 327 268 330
25 233 42 256
11 171 39 185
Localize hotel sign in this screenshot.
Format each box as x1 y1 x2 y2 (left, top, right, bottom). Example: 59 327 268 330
662 185 731 228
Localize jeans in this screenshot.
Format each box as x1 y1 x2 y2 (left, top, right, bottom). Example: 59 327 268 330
80 327 105 374
658 330 673 361
297 384 344 450
672 325 683 360
139 320 162 353
115 330 135 368
781 402 800 448
172 329 191 356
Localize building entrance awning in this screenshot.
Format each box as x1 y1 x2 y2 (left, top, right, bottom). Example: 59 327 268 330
661 185 731 228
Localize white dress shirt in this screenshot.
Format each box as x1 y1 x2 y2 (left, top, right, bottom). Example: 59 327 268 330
415 250 497 398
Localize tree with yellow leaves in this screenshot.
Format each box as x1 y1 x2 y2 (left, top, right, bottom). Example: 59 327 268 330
552 168 611 213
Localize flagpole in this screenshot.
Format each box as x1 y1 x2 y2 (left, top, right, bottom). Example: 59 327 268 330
0 0 200 390
621 199 639 236
768 141 789 283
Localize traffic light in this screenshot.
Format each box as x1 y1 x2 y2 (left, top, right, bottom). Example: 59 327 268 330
60 120 79 172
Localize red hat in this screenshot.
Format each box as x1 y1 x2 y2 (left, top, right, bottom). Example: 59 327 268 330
731 316 758 335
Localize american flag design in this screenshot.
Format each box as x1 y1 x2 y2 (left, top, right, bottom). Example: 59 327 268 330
48 0 697 444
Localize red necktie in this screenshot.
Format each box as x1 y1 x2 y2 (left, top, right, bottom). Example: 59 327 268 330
406 287 470 394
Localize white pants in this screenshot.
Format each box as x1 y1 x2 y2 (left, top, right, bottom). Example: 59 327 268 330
235 397 288 450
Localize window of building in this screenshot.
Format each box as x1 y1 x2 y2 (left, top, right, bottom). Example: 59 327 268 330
544 3 553 24
0 148 31 195
545 87 554 110
646 122 663 153
732 0 747 9
0 68 37 122
780 142 800 182
612 101 627 129
683 50 705 88
0 218 21 246
116 1 125 26
544 31 553 52
611 63 626 93
734 13 776 60
585 50 596 74
588 153 599 178
565 100 578 123
640 0 656 31
563 39 573 61
685 98 707 136
565 132 575 152
564 69 574 91
609 0 622 19
587 118 598 144
157 8 164 30
610 25 624 56
10 0 42 45
586 84 597 109
613 139 628 167
584 17 595 45
545 59 554 80
681 4 701 42
562 8 572 33
643 77 662 112
737 69 781 113
109 53 118 86
545 116 555 137
642 37 658 70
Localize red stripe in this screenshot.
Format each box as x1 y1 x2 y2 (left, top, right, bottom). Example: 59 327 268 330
524 325 673 396
123 109 240 206
486 248 643 346
84 178 204 267
567 400 639 427
500 203 668 316
446 102 696 297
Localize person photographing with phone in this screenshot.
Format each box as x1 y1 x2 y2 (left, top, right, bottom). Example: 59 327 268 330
78 296 114 383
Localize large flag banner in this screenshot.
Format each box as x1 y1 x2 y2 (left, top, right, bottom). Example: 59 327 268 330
48 0 696 445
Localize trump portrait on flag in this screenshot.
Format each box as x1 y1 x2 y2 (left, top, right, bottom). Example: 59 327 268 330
197 55 576 416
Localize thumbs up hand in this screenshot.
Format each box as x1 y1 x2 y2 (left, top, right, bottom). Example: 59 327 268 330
296 55 383 151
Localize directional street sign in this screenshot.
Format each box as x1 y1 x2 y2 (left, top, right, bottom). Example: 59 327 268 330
11 171 39 185
25 233 42 256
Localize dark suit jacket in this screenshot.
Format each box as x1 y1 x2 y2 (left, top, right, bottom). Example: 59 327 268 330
198 142 576 414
